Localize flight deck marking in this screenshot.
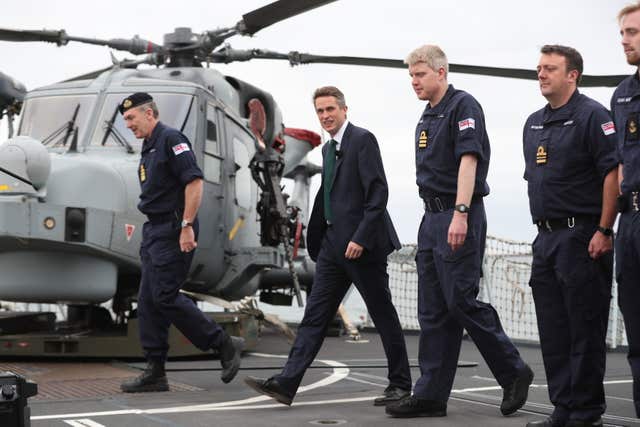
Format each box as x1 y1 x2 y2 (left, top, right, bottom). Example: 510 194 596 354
63 419 105 427
32 352 349 421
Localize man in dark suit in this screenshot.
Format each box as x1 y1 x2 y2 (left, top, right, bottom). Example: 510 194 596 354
245 86 412 407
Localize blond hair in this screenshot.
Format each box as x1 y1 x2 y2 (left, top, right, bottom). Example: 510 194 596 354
619 1 640 23
404 45 449 76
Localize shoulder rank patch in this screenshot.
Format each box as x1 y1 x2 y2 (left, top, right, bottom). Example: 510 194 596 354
601 121 615 136
536 146 547 165
172 143 190 156
418 130 428 148
458 118 475 131
139 164 146 182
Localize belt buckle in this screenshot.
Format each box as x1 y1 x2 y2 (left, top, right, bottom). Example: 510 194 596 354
434 197 444 212
544 220 552 232
633 192 639 212
567 217 575 229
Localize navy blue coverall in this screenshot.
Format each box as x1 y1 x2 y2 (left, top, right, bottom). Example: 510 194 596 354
413 84 526 402
137 122 225 361
523 90 617 423
611 73 640 418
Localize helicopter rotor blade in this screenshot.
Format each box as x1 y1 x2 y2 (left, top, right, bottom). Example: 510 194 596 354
0 28 69 45
213 48 627 88
238 0 337 36
0 27 162 56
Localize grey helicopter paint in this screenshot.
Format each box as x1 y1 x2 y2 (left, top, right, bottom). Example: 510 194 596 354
0 0 338 327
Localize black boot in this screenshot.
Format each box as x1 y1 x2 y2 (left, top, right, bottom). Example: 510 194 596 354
501 364 534 415
219 334 244 384
121 360 169 393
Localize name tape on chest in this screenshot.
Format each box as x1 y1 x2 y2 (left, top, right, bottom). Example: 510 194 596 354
458 118 475 131
617 96 633 104
601 121 616 136
172 143 191 156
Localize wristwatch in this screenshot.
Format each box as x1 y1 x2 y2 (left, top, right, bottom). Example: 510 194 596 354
454 204 470 214
181 219 193 228
597 226 613 236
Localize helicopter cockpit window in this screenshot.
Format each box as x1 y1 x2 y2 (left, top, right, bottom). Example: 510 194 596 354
18 94 95 150
90 93 196 149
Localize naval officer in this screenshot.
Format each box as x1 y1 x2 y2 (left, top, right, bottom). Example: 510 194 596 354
523 45 617 427
612 2 640 418
118 92 244 393
386 44 533 419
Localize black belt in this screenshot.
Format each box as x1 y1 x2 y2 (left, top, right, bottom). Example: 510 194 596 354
535 215 598 232
618 191 640 213
147 211 179 224
422 194 482 213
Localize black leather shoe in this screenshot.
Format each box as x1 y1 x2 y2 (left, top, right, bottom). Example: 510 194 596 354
121 360 169 393
220 335 244 384
385 395 447 418
373 386 411 406
244 376 294 406
501 364 534 415
526 416 566 427
565 418 603 427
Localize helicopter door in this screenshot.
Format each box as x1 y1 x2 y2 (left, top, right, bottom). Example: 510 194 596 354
223 116 259 250
198 104 225 253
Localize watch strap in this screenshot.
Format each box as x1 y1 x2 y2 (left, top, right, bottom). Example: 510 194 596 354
597 226 613 236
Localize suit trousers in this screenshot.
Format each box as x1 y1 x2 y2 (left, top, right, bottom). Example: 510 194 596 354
413 202 525 401
138 220 225 361
275 227 412 394
616 210 640 417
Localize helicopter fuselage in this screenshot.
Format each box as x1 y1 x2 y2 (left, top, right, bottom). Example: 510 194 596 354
0 66 292 307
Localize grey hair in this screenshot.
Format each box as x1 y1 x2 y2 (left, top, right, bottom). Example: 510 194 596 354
137 101 159 119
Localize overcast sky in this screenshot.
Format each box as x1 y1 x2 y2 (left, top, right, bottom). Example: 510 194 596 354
0 0 634 243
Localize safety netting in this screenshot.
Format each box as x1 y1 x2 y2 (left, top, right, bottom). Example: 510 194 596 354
383 236 628 348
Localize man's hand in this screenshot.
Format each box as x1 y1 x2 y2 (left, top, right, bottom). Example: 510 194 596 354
345 241 364 259
588 230 612 259
180 227 197 253
448 212 468 252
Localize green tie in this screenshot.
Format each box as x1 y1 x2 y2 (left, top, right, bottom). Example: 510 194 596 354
323 139 337 223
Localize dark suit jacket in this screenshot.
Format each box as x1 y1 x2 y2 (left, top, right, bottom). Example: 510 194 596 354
306 122 401 261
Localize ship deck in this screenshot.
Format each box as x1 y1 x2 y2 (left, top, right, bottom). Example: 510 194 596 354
13 329 640 427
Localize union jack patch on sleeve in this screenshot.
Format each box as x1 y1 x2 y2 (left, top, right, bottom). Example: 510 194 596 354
601 121 615 136
172 143 190 156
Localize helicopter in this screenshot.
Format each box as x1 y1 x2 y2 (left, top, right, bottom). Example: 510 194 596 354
0 0 630 349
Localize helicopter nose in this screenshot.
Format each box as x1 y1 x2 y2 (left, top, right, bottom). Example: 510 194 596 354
0 136 51 196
